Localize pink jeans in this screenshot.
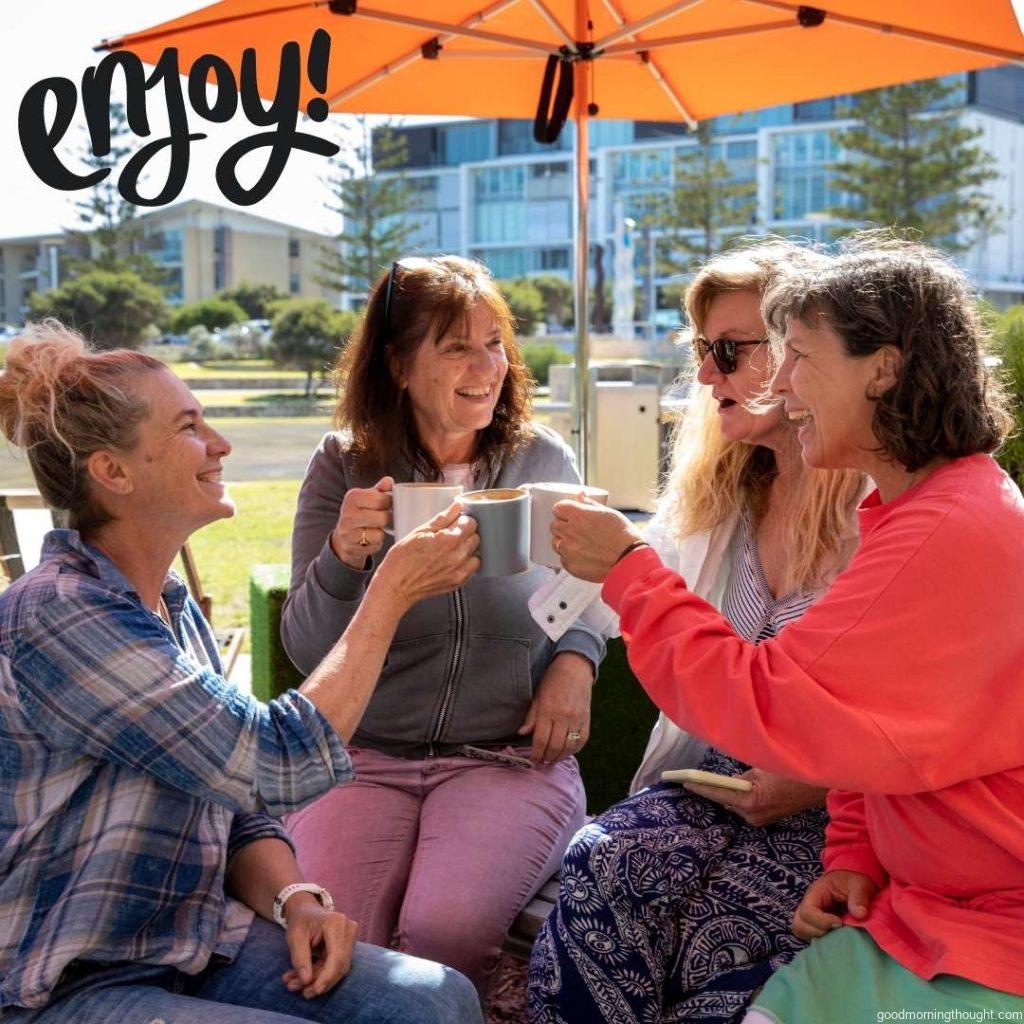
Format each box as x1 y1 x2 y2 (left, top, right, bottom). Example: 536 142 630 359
286 747 585 996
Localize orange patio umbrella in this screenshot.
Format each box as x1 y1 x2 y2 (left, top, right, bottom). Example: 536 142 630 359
100 1 1024 477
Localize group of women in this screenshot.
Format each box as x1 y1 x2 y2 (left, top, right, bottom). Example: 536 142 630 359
0 233 1021 1024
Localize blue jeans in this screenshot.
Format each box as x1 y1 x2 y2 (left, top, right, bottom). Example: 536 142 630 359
4 918 482 1024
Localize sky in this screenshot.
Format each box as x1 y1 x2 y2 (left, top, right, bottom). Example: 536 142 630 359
0 1 450 240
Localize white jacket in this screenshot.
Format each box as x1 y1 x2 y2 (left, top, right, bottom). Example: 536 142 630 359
529 511 741 795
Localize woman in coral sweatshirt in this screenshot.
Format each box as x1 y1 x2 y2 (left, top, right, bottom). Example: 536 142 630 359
548 238 1024 1021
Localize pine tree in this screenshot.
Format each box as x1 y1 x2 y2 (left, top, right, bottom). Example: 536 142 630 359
655 122 757 274
830 79 1000 251
65 103 163 283
318 117 419 298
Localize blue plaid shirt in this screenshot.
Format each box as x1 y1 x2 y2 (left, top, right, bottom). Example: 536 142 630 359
0 531 352 1010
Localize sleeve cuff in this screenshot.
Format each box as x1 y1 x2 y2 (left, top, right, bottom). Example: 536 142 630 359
312 536 375 603
227 813 296 864
554 629 605 677
822 848 889 889
601 545 665 613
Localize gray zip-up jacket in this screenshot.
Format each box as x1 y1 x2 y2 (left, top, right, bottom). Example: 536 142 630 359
281 425 606 757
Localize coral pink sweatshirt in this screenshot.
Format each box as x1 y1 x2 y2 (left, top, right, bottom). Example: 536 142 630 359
602 455 1024 996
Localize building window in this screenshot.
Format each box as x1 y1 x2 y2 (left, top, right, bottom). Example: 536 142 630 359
471 248 525 278
289 238 300 258
290 272 301 294
442 123 493 165
772 130 841 220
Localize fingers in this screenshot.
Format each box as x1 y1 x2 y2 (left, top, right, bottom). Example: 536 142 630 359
306 915 357 997
285 921 314 990
427 500 466 532
374 475 395 493
517 702 537 736
539 720 569 764
845 874 876 919
682 781 744 809
530 713 553 764
792 898 843 940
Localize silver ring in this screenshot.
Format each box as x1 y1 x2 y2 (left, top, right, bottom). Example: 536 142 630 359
359 528 369 547
567 730 582 741
554 538 563 554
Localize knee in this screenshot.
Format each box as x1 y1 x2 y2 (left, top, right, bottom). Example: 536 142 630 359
397 909 495 988
401 963 483 1024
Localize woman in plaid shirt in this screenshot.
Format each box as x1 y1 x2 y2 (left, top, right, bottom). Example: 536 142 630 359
0 324 483 1023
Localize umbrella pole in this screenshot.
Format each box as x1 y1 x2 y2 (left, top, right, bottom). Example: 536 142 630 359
572 45 592 483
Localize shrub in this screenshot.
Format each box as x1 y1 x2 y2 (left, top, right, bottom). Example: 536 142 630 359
521 342 572 387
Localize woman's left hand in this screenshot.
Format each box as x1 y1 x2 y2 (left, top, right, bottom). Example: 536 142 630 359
518 651 595 764
683 769 828 828
281 897 359 1000
550 499 643 583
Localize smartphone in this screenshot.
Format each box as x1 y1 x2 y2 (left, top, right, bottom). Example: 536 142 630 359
661 768 753 792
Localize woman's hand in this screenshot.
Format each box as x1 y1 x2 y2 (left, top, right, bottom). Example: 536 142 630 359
281 895 359 999
330 476 394 570
518 651 595 764
683 769 828 828
550 499 643 583
792 870 879 940
374 502 480 611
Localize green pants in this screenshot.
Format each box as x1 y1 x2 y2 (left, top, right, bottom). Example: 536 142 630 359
751 926 1024 1023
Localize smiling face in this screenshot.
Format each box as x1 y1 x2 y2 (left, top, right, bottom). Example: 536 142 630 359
399 300 509 463
118 369 235 533
772 313 890 471
695 289 789 450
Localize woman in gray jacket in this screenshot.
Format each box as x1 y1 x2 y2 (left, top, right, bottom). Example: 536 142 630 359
281 255 605 998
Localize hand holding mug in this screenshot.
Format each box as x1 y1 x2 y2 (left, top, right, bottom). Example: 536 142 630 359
550 499 643 583
331 476 394 569
375 502 481 610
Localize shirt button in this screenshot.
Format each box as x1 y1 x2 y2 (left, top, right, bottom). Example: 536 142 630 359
558 601 567 610
547 615 555 623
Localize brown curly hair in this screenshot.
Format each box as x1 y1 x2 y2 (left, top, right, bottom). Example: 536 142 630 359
334 255 533 478
763 234 1013 472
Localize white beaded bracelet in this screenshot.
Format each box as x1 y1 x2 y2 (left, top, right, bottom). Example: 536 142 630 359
272 882 334 928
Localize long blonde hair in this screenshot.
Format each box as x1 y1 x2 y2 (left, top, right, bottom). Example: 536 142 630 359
658 240 864 594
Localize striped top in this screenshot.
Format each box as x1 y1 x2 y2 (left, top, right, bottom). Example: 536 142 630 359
722 512 815 643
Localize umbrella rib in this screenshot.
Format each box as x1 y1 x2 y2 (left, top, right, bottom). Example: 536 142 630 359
599 0 697 127
97 0 314 50
528 0 576 48
742 0 1024 63
592 0 708 51
351 5 557 55
602 19 794 56
324 0 528 107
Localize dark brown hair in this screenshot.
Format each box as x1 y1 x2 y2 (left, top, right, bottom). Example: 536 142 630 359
0 321 165 534
764 234 1013 472
334 255 533 478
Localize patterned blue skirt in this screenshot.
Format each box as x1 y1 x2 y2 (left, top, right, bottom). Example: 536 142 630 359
527 750 827 1024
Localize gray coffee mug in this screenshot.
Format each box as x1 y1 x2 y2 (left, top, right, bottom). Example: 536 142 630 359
461 488 531 577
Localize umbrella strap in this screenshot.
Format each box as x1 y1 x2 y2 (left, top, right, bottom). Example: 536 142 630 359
533 52 574 144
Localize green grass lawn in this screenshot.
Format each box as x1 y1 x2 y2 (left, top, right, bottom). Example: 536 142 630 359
166 360 308 380
178 479 301 633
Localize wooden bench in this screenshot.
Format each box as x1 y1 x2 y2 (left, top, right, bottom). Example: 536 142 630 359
0 489 245 678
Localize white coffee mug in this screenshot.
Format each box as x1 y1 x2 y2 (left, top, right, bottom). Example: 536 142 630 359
390 482 464 541
528 482 610 568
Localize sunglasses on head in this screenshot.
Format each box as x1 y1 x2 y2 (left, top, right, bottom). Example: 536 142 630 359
693 336 770 374
382 256 436 337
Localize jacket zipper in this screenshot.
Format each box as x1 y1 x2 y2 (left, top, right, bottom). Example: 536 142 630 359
431 586 466 745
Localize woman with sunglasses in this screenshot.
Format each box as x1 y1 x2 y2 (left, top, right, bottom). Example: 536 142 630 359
529 241 865 1024
281 255 605 998
547 238 1024 1022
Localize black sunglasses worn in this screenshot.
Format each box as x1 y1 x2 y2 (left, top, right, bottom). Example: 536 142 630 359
693 336 769 374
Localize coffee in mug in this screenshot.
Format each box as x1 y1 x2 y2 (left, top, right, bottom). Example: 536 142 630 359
390 482 464 541
528 482 610 568
460 488 530 577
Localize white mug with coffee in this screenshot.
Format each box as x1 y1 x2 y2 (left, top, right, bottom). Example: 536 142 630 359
390 482 464 541
528 482 610 568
